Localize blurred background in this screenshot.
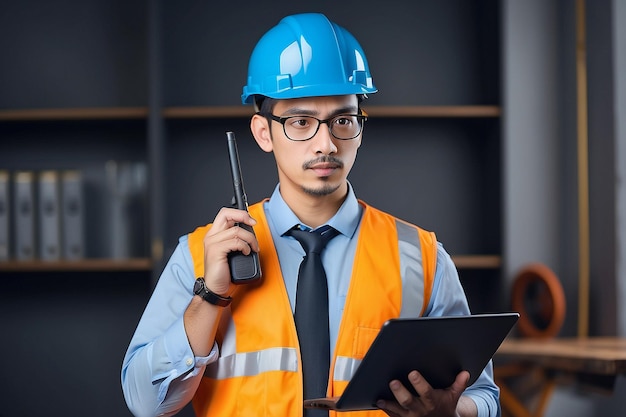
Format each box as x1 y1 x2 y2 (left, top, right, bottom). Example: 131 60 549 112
0 1 624 416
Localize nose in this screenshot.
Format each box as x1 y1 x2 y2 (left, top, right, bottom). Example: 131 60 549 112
312 121 338 154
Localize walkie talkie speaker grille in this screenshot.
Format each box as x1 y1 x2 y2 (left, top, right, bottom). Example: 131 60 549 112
228 250 262 283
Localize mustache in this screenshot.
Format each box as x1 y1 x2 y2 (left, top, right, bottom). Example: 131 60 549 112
302 155 344 170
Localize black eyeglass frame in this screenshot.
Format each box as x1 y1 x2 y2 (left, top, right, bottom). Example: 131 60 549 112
263 112 368 141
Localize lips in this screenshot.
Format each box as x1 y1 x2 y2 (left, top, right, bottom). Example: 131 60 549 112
303 156 343 177
309 161 341 176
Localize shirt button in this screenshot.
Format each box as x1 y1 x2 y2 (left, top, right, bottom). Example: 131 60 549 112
186 358 193 366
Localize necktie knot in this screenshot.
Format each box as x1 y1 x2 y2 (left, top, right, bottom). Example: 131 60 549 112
288 225 338 255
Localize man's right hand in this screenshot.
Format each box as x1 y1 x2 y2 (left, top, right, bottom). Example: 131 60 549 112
202 207 260 297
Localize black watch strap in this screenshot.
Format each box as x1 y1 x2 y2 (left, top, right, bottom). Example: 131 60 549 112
193 277 232 307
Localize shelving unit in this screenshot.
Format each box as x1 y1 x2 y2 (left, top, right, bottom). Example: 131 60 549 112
1 103 501 271
0 2 502 416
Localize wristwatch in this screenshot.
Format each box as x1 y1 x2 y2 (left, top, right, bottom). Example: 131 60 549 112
193 277 232 307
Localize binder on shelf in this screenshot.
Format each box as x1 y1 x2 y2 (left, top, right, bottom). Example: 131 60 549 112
106 161 148 259
38 170 61 261
14 171 36 260
0 170 10 261
61 170 85 260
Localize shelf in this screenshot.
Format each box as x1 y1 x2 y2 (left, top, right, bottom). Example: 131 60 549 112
0 258 153 272
0 107 149 121
451 255 501 269
363 105 501 118
163 106 254 119
0 256 499 272
162 105 501 119
0 105 501 122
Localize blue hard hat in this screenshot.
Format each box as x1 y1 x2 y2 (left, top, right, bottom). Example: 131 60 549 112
241 13 377 104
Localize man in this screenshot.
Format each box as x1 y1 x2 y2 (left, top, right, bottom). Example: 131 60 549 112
121 13 501 417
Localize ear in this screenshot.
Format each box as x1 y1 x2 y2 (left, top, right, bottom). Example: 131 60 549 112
250 114 273 153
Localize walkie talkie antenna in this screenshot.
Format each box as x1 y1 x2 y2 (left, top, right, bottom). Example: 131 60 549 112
227 131 247 210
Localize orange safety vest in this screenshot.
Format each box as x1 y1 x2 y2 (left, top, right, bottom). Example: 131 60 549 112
187 199 437 417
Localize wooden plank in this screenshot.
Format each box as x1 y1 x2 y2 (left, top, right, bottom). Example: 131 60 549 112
162 106 253 118
0 258 153 272
0 107 149 121
0 105 502 121
363 105 501 118
496 338 626 375
451 255 501 269
161 105 502 119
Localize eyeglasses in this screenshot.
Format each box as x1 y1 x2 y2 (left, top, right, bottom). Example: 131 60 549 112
266 113 367 141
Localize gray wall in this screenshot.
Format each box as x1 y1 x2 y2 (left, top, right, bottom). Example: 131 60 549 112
502 0 626 415
502 0 561 284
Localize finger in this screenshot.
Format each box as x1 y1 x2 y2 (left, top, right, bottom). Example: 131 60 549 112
388 379 418 411
408 370 435 401
205 209 259 252
448 371 470 397
204 223 259 256
375 397 404 417
227 225 258 254
208 207 257 235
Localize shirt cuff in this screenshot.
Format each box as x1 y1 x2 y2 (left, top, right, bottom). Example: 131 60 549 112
150 316 217 401
463 391 500 417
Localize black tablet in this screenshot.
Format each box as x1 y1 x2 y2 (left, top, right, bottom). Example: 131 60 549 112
304 312 519 411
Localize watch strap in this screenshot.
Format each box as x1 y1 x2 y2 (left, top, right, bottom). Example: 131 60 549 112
194 277 232 307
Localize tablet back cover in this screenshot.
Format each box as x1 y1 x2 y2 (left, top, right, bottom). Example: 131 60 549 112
326 313 518 411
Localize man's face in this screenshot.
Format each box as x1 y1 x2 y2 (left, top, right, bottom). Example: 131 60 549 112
265 95 362 202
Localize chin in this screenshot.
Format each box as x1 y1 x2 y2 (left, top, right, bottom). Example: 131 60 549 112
302 182 341 197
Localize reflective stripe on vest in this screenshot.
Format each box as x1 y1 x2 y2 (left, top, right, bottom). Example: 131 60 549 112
398 219 427 319
206 347 298 379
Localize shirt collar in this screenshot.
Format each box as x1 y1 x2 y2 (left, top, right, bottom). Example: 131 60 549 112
266 182 362 239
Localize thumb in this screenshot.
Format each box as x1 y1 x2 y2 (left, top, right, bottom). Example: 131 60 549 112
450 371 471 395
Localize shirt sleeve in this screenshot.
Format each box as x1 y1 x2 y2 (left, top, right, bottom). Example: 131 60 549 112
426 243 502 417
121 236 219 417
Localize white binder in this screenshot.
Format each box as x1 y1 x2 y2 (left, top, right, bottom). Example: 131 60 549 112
14 171 36 260
61 170 85 260
38 170 61 261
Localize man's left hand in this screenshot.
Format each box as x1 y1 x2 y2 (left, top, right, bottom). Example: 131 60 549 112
376 370 473 417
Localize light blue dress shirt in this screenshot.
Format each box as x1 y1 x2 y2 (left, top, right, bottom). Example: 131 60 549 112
121 183 501 417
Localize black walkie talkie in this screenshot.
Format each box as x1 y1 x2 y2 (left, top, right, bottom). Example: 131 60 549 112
226 131 262 284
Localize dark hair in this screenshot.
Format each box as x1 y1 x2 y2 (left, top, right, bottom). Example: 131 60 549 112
255 94 366 116
257 96 277 115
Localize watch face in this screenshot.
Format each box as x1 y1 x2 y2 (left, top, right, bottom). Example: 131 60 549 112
193 278 204 295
